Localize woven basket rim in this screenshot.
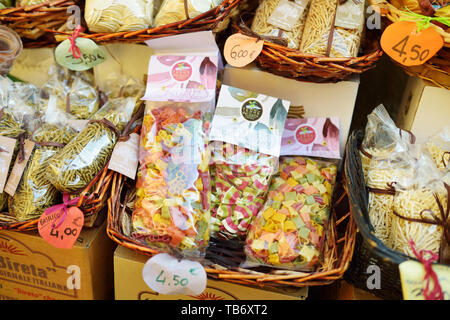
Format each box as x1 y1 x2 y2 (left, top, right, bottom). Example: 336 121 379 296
344 130 449 268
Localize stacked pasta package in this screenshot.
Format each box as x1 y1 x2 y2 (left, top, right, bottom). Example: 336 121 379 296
363 106 450 265
244 117 339 271
132 53 219 259
208 85 290 240
252 0 366 57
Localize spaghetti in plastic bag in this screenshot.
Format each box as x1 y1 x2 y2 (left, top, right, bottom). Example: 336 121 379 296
299 0 365 57
46 97 137 194
132 101 213 258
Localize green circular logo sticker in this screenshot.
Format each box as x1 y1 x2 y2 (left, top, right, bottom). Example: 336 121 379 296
241 100 263 121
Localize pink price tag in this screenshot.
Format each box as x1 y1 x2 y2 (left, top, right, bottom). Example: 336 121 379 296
38 207 84 249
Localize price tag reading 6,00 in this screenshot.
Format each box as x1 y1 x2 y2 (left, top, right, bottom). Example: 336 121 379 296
224 33 264 68
381 21 443 67
143 253 207 296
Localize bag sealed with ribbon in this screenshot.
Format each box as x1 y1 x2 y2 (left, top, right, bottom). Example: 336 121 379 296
154 0 219 27
244 117 339 271
299 0 365 57
41 65 99 120
251 0 311 50
426 126 450 171
360 105 413 183
132 101 214 258
46 97 137 194
391 151 449 263
8 98 77 222
208 85 290 240
85 0 156 33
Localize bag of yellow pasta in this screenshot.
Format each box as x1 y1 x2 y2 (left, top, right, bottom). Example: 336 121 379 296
46 97 137 194
426 126 450 171
251 0 311 50
299 0 365 57
154 0 219 27
85 0 156 33
8 99 77 222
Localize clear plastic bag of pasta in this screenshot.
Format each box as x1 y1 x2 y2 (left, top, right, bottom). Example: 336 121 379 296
46 97 137 194
132 101 213 259
41 65 99 120
8 99 77 222
243 156 337 271
360 105 413 183
209 141 279 240
85 0 155 33
426 126 450 171
154 0 217 27
391 152 448 262
299 0 365 57
251 0 311 50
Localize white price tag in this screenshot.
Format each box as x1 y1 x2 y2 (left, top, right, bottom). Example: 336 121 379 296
142 253 207 295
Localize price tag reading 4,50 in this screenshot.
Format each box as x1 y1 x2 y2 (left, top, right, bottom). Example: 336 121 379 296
142 253 207 295
224 33 264 68
381 21 443 67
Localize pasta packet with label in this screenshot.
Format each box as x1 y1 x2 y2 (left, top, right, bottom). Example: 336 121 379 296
132 101 214 258
243 117 339 271
209 85 291 240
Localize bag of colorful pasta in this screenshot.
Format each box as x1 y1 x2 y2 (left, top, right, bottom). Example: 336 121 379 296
46 96 137 194
391 151 449 265
426 126 450 171
251 0 311 50
208 85 290 240
299 0 365 57
360 105 413 183
131 101 214 258
244 117 339 271
8 96 77 222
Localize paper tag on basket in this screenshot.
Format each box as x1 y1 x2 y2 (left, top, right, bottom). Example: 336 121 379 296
108 133 139 180
4 140 35 196
0 136 17 193
224 33 264 68
142 253 207 295
55 37 107 71
399 260 450 300
381 21 444 67
38 206 84 250
267 0 309 32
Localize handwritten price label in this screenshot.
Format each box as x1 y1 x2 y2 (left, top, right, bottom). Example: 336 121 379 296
381 21 443 67
55 37 107 71
142 253 207 295
224 33 264 68
38 207 84 249
399 260 450 300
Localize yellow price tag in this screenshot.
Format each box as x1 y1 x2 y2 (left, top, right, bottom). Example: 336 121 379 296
399 260 450 300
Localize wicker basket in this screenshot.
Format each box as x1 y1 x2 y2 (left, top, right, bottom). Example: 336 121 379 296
47 0 245 45
107 160 357 288
369 0 450 89
230 13 383 83
343 130 450 300
0 0 80 48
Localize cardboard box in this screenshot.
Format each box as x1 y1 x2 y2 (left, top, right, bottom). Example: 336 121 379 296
397 76 450 145
222 64 361 157
114 245 308 300
0 221 116 300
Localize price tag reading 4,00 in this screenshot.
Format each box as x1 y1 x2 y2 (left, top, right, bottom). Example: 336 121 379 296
224 33 264 68
143 253 207 296
381 21 443 67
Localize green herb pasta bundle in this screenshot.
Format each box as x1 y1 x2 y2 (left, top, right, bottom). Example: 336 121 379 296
46 97 136 194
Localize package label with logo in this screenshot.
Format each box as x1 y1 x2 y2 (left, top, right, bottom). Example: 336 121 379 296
281 117 341 159
143 55 218 102
209 85 291 157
